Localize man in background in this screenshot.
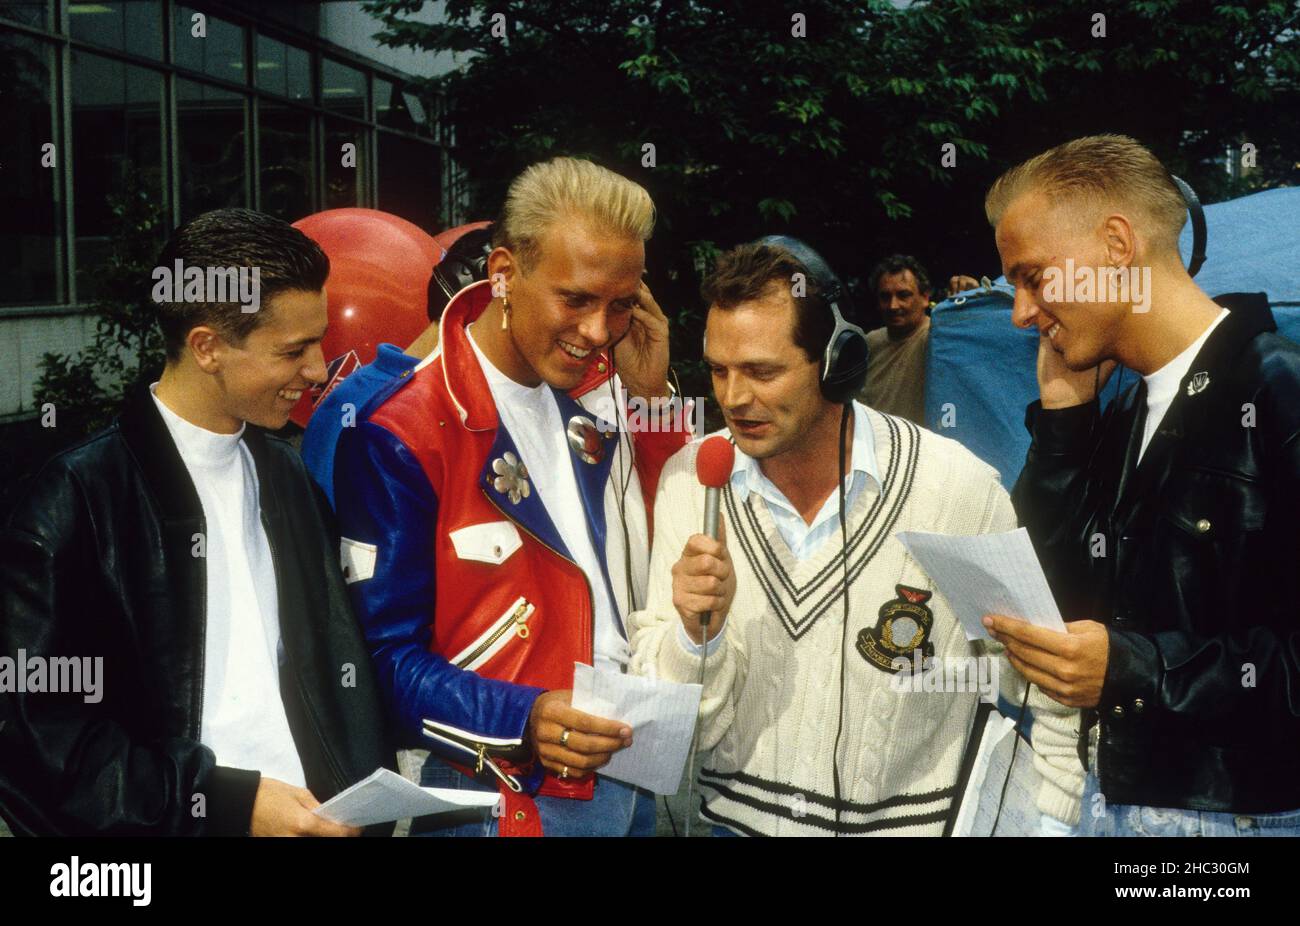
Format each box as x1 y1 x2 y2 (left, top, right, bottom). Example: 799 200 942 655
859 254 934 425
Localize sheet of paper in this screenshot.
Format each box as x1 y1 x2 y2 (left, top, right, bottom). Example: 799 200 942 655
951 712 1043 837
313 767 499 827
570 662 703 795
896 527 1066 641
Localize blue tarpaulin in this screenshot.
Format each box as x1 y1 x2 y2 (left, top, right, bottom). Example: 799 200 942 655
924 186 1300 489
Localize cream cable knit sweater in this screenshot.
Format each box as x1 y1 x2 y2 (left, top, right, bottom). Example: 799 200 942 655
629 407 1084 835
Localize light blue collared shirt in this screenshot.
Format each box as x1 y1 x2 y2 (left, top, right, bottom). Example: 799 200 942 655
677 401 881 655
729 400 880 560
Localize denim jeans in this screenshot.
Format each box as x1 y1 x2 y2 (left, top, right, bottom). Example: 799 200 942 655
411 756 657 837
1079 773 1300 836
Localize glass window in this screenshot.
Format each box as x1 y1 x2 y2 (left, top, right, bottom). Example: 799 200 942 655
69 1 163 60
177 80 248 220
0 1 51 30
173 5 245 83
259 100 313 221
321 57 366 119
374 76 422 133
377 133 441 233
0 33 61 305
70 51 165 300
323 118 363 209
255 34 312 102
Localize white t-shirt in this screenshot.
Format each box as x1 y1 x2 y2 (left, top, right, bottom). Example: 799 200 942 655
150 386 306 787
466 327 627 672
1138 308 1229 462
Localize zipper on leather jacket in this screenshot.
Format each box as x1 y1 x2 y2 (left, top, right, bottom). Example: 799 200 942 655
422 718 527 792
450 597 535 670
480 489 596 667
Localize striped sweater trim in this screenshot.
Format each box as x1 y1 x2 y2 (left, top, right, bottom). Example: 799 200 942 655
724 414 921 641
698 768 954 835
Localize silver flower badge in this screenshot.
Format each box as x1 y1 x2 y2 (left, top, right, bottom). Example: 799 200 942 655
491 452 531 504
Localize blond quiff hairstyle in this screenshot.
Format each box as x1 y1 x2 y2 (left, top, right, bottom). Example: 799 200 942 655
493 157 655 271
985 134 1188 253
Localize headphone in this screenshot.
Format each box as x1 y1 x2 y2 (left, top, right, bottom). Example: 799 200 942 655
1170 175 1207 278
756 235 870 404
428 224 495 320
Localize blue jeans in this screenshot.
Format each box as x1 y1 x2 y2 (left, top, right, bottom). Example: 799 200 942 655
411 757 656 837
1079 773 1300 836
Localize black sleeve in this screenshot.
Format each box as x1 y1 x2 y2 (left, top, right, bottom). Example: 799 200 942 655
1010 398 1104 621
0 459 258 836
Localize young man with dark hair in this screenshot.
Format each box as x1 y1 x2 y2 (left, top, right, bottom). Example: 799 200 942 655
0 208 393 836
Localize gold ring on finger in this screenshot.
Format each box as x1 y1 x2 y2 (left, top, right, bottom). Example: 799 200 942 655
560 728 571 747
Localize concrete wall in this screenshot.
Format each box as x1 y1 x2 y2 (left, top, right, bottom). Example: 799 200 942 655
0 313 98 422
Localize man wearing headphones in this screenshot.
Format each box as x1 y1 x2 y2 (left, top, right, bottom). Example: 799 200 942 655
330 157 690 836
629 238 1083 836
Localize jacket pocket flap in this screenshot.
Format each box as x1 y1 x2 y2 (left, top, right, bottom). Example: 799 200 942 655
340 537 377 584
450 521 522 565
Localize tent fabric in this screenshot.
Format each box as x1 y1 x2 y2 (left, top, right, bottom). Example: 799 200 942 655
922 186 1300 489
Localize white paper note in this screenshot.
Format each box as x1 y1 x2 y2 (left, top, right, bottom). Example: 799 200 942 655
896 527 1066 641
570 663 703 795
313 767 499 827
951 709 1043 837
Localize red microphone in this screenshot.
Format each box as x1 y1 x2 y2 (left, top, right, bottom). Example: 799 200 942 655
695 436 735 630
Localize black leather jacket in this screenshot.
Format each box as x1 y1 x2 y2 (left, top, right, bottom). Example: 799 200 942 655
0 388 394 835
1013 294 1300 814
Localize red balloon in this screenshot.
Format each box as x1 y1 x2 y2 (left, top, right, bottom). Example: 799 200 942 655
431 219 492 256
290 209 436 428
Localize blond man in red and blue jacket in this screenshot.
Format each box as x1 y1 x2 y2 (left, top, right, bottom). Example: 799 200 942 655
332 158 689 836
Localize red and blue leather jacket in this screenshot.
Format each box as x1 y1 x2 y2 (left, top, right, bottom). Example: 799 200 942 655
332 280 687 834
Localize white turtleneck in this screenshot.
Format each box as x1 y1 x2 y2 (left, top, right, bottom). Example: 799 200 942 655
150 385 306 788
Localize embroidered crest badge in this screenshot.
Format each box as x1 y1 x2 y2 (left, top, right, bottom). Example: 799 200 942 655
856 585 935 674
1186 371 1210 396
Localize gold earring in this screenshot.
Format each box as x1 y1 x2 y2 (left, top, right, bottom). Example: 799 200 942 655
501 295 510 330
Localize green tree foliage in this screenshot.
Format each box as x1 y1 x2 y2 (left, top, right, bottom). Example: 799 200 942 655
34 176 166 435
363 0 1299 392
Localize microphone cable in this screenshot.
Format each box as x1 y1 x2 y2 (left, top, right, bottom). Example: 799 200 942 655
831 401 852 835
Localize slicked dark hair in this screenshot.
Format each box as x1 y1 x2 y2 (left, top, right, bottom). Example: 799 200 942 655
869 254 931 298
699 242 833 364
154 208 330 362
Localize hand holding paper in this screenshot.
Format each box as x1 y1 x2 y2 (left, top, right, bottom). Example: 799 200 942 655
570 663 703 795
983 615 1110 709
895 527 1066 641
313 768 499 827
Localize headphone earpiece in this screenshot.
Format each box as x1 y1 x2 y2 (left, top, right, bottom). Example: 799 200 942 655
756 235 870 403
429 226 495 320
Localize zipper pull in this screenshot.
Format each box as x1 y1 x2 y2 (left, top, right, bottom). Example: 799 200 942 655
515 602 530 639
480 752 525 793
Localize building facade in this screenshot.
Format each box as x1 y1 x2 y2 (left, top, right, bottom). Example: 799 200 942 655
0 0 464 422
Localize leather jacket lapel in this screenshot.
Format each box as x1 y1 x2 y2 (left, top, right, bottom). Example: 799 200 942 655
117 385 204 522
115 386 207 736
